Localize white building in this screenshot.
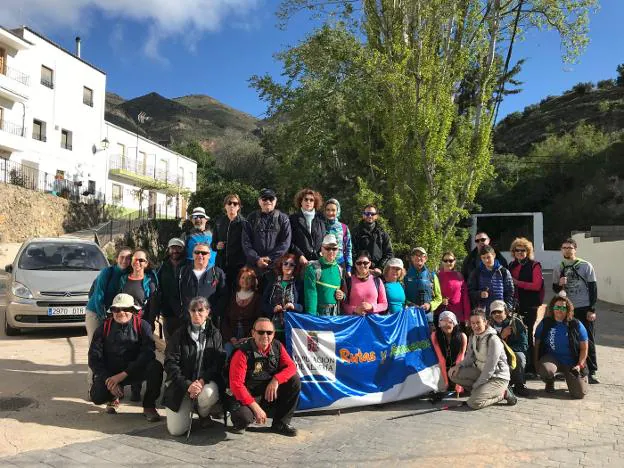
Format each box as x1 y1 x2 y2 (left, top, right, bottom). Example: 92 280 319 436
0 26 196 218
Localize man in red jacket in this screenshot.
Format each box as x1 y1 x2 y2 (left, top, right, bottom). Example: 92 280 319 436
228 317 300 436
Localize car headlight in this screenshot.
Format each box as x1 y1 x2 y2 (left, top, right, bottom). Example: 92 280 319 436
11 281 34 299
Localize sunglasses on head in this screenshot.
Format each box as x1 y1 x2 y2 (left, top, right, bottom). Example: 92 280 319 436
443 258 455 263
194 250 210 256
362 211 377 217
475 238 488 243
254 330 274 336
227 201 240 206
356 260 370 266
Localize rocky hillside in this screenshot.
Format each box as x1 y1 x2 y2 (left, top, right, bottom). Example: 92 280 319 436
105 92 259 146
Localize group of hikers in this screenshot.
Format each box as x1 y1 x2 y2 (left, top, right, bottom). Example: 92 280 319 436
85 187 599 437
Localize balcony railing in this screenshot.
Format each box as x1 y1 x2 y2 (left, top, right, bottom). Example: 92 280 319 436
2 65 30 86
109 154 186 188
61 142 72 150
41 77 54 89
0 119 25 137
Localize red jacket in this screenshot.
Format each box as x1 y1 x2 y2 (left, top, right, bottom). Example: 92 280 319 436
229 342 297 406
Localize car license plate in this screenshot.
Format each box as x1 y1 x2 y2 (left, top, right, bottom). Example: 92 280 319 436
47 306 86 316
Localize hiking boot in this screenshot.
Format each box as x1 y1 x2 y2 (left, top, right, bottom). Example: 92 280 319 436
271 421 298 437
504 387 517 406
230 424 246 434
130 385 142 402
106 399 119 414
588 374 600 384
513 384 530 397
143 408 161 422
545 381 556 393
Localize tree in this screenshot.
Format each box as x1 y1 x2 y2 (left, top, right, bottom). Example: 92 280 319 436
617 64 624 87
253 0 597 260
171 141 218 190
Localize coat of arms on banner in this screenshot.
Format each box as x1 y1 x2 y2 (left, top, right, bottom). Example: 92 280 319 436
291 328 337 382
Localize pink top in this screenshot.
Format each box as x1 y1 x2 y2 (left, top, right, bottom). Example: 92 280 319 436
342 276 388 314
436 270 471 322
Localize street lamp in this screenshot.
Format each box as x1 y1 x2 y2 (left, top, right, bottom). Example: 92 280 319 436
92 137 110 154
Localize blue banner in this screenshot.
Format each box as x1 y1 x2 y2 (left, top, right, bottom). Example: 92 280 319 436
285 307 442 411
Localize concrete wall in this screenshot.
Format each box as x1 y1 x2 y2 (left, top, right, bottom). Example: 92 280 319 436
0 183 102 242
572 231 624 305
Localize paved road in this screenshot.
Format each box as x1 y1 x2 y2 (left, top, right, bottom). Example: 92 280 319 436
0 293 623 466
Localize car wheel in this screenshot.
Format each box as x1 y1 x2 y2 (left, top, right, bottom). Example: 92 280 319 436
4 313 20 336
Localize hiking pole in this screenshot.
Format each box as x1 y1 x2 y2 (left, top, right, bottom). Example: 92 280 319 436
387 402 466 421
187 331 207 440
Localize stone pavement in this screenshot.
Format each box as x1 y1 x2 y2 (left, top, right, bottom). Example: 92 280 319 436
1 300 623 467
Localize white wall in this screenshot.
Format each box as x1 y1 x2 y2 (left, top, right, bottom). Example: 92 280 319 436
3 28 107 194
572 232 624 305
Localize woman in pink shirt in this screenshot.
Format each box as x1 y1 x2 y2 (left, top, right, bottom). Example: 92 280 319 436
436 251 471 326
342 251 388 315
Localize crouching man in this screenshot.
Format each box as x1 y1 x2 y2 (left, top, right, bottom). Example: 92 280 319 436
88 293 163 421
228 318 300 436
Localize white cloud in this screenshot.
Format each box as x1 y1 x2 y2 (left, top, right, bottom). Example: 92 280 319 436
0 0 262 61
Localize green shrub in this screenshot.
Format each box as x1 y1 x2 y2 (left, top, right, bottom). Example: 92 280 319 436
572 82 594 94
597 79 615 90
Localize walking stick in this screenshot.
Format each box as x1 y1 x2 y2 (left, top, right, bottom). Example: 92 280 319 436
186 331 207 440
387 402 466 421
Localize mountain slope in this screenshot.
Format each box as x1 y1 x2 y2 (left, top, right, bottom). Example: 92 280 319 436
105 92 259 145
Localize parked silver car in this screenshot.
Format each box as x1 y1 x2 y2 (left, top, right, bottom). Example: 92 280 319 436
4 237 109 335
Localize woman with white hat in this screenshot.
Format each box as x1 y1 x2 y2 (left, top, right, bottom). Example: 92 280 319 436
431 311 467 393
383 258 406 314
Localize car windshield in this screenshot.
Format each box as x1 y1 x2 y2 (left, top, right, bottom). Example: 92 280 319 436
18 242 108 271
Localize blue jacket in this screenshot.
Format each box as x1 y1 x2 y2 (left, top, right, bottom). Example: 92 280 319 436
468 260 514 313
86 265 127 320
183 228 216 267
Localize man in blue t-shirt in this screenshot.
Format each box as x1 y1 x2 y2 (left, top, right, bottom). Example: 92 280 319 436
182 207 216 267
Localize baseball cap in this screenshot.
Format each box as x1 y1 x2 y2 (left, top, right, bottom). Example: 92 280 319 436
110 293 141 311
167 238 185 249
191 207 208 219
386 258 404 269
259 188 277 199
490 300 506 313
410 247 427 256
322 234 338 247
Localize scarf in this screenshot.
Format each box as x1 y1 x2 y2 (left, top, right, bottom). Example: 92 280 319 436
302 208 315 233
236 289 255 303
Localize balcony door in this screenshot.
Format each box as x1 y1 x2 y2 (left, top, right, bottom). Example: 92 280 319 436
0 48 5 74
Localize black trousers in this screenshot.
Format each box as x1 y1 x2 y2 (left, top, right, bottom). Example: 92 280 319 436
91 359 163 408
575 306 598 373
520 306 538 373
230 374 301 428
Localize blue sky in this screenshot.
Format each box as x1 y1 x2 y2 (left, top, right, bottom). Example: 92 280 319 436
2 0 621 120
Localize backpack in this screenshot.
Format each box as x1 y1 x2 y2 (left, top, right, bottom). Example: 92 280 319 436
309 260 343 284
485 333 517 370
560 259 589 289
102 314 142 337
88 266 114 299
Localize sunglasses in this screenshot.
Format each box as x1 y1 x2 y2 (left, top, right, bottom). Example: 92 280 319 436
283 261 296 267
443 259 455 263
356 260 370 266
362 211 377 217
254 330 274 336
194 251 210 256
133 258 148 263
111 307 134 313
553 305 568 311
514 249 527 253
491 310 505 315
475 238 488 243
192 215 206 220
190 308 207 314
323 246 338 251
226 201 240 206
261 197 275 202
303 197 315 203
